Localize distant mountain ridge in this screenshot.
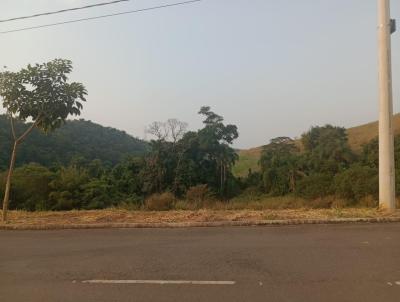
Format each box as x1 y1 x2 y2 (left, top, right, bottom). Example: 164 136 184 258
233 113 400 177
0 115 148 169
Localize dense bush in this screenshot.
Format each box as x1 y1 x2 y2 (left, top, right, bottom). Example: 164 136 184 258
334 165 378 202
0 164 55 211
295 174 334 199
185 184 212 205
257 125 384 207
145 192 175 211
48 165 90 210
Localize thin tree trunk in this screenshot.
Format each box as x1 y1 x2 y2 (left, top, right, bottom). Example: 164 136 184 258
2 142 18 223
223 164 227 195
220 161 223 195
289 172 295 192
2 116 40 223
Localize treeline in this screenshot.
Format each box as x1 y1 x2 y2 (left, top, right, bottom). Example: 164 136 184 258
0 107 240 211
1 109 398 211
0 115 148 170
244 125 400 206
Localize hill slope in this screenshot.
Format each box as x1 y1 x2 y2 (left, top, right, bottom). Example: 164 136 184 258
0 115 148 169
233 113 400 177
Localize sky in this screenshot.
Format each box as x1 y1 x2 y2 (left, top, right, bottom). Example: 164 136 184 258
0 0 399 149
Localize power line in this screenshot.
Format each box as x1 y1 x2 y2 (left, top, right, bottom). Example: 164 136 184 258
0 0 202 34
0 0 132 23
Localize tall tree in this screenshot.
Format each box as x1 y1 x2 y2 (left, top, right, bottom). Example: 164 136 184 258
142 108 239 197
260 137 303 195
0 59 87 222
301 125 354 175
197 106 239 196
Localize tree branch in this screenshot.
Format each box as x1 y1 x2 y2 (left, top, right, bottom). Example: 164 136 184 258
16 117 41 144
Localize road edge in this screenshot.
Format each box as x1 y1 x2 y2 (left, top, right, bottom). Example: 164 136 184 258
1 217 400 230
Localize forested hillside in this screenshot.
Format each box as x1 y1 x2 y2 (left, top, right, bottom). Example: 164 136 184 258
0 115 148 169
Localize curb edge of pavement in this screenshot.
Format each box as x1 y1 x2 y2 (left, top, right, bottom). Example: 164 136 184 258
1 217 400 230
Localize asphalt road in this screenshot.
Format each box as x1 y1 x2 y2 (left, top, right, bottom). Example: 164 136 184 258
1 223 400 302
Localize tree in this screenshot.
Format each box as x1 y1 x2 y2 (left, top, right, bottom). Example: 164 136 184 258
301 125 354 175
0 59 87 222
166 118 188 143
260 137 303 195
196 106 239 196
143 118 188 195
142 107 239 198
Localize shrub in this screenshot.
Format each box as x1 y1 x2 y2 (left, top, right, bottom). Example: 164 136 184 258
48 165 90 210
186 184 211 205
334 165 378 202
81 179 114 209
295 173 334 199
49 191 75 211
145 192 175 211
0 163 55 211
117 194 144 210
358 195 378 208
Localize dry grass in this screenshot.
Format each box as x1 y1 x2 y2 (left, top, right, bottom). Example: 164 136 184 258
1 207 400 226
347 113 400 152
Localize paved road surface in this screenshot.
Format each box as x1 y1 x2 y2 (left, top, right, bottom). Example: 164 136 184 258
1 223 400 302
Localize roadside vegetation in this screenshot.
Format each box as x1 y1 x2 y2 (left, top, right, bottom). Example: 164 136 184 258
1 59 399 222
2 117 400 213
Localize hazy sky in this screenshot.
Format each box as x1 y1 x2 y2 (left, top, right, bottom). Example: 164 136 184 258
0 0 399 148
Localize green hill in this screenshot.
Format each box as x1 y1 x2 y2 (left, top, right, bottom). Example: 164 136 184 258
0 115 148 169
233 113 400 177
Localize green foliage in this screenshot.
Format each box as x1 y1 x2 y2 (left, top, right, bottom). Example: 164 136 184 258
258 127 361 201
334 165 378 202
0 59 88 220
260 137 303 195
0 164 54 211
0 59 87 131
3 98 398 212
301 125 355 175
80 179 115 210
0 116 148 169
0 107 242 211
109 156 145 197
295 173 334 199
48 165 90 210
142 107 240 198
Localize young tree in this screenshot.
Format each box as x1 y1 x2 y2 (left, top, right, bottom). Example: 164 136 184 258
0 59 87 222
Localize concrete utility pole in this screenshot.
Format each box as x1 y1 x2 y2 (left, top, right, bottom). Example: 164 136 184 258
378 0 396 209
